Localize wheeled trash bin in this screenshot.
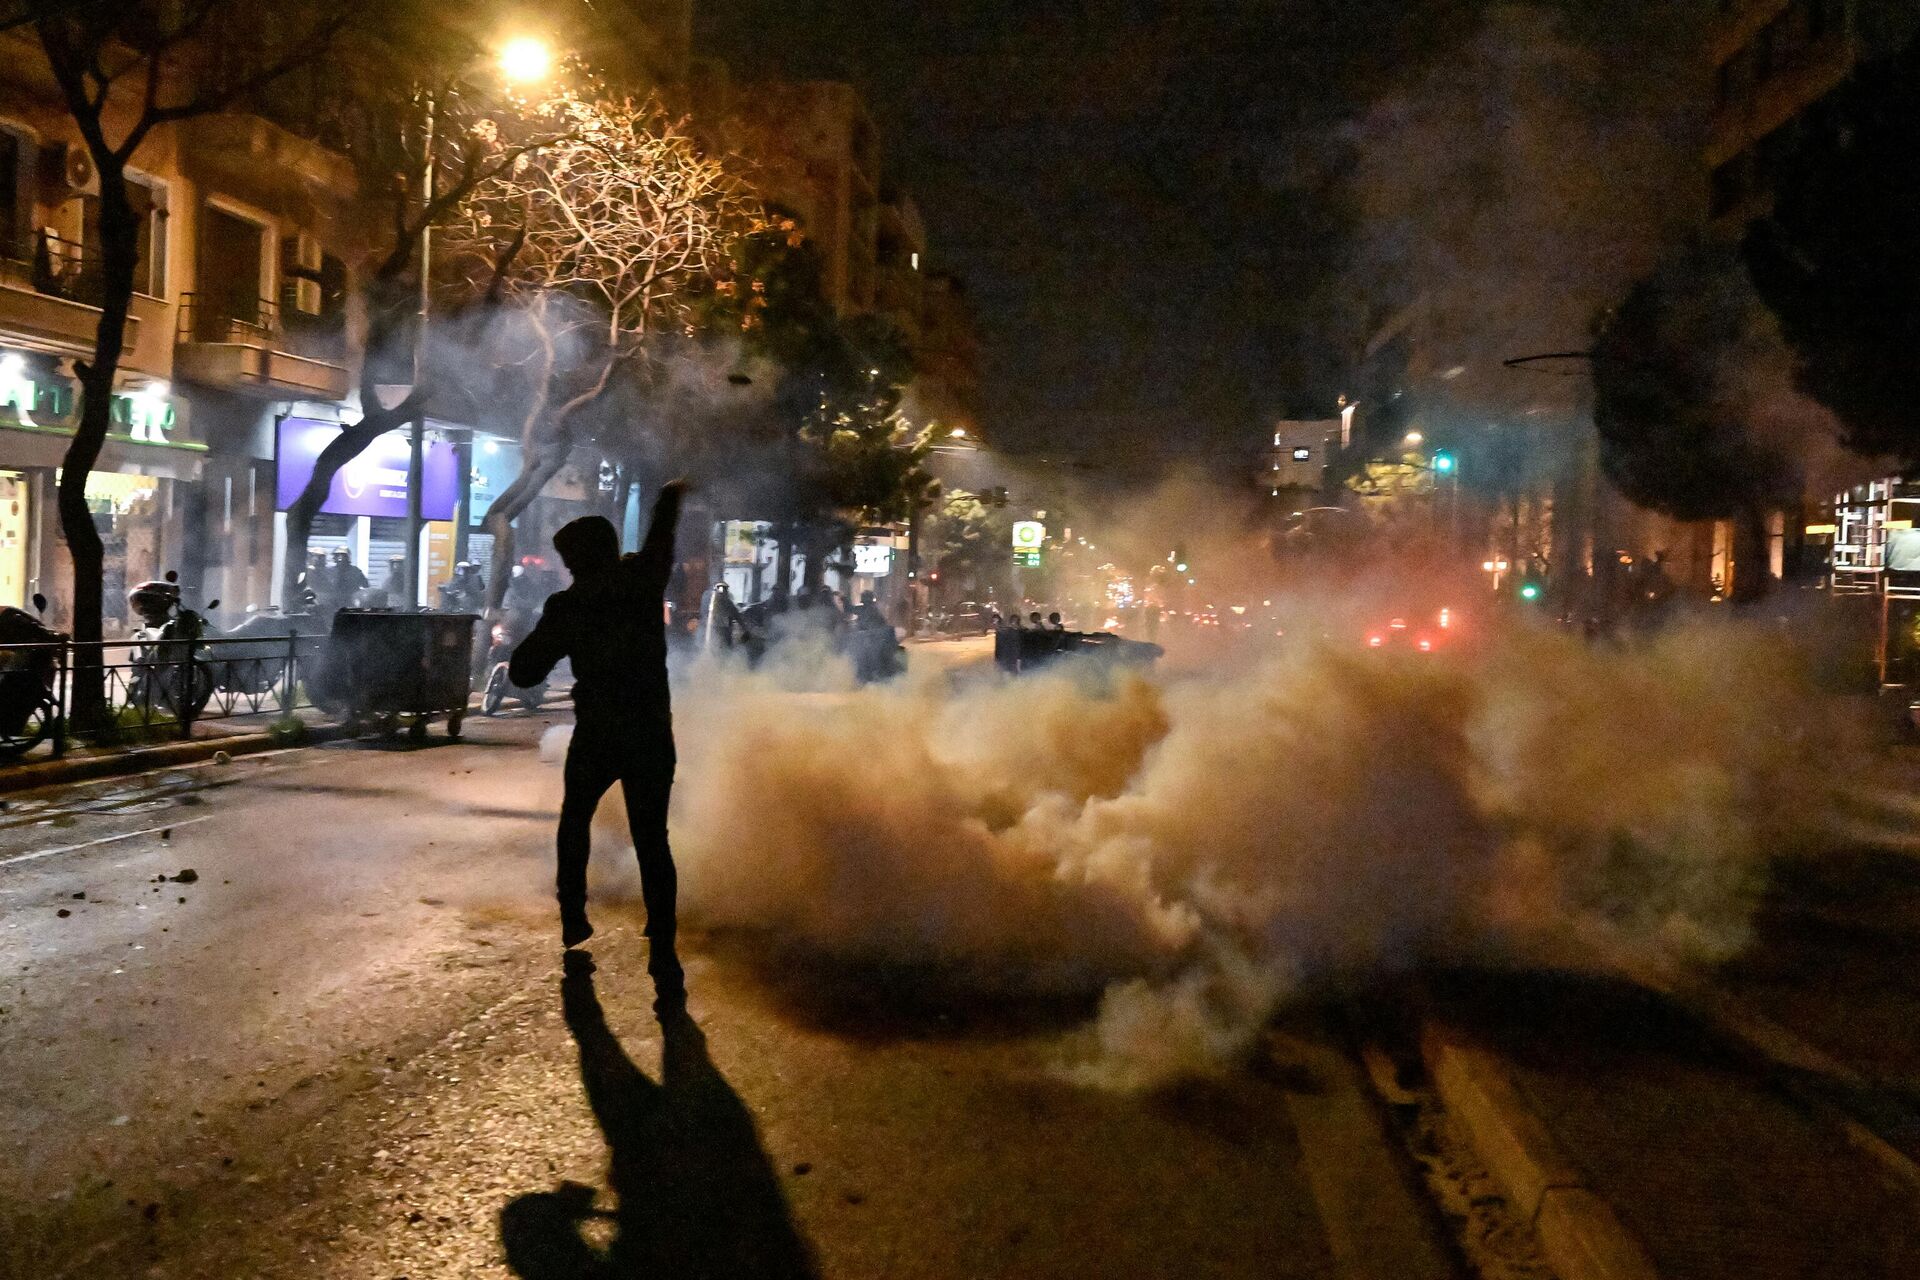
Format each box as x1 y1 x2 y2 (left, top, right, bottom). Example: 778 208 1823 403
310 611 479 741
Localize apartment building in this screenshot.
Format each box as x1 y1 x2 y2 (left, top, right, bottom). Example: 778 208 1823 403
1708 0 1920 226
0 30 363 629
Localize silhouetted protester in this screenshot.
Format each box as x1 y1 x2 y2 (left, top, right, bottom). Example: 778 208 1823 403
499 952 818 1280
509 481 688 1005
1027 610 1043 629
1046 610 1065 632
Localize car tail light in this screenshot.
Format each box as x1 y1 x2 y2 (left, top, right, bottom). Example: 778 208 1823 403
1368 635 1384 648
1418 637 1433 652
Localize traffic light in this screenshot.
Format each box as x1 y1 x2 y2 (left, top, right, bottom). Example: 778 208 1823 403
1518 580 1542 602
1432 450 1456 475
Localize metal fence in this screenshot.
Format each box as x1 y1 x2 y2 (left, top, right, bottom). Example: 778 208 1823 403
0 633 329 762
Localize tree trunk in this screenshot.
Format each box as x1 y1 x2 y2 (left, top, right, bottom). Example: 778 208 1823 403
60 165 140 734
609 463 634 531
1731 507 1772 604
481 442 572 612
773 523 793 598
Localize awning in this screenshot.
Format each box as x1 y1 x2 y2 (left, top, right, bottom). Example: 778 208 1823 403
0 424 208 481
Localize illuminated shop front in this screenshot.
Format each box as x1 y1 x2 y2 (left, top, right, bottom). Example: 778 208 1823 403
269 415 463 607
0 349 201 629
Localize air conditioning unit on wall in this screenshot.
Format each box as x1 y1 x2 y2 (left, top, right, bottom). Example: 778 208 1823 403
279 232 323 316
39 142 98 198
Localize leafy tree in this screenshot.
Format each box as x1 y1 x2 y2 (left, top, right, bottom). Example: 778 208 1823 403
1593 242 1808 601
1744 38 1920 461
926 490 1011 603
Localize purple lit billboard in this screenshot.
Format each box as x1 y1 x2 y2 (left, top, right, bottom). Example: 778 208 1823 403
275 416 458 521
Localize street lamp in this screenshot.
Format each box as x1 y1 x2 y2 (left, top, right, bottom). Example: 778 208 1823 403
404 34 555 607
1404 430 1424 446
497 36 553 84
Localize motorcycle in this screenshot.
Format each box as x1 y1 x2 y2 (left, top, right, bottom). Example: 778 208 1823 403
479 610 546 715
0 593 61 758
126 573 218 719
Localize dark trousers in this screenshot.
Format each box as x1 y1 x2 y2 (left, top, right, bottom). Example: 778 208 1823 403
559 724 678 975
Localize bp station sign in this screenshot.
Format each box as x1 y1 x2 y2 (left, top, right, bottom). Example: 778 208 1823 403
1012 520 1044 567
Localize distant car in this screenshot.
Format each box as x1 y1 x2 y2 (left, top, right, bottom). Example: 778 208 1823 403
1364 606 1458 655
931 601 994 635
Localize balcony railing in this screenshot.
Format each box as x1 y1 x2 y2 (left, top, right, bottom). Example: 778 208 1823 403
0 230 106 308
176 292 346 362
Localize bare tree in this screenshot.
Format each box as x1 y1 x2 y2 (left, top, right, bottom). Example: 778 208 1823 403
13 0 343 731
277 90 561 604
446 94 763 610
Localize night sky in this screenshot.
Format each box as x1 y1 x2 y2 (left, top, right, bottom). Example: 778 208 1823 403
695 0 1465 469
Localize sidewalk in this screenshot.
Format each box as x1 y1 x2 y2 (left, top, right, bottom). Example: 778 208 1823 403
0 690 571 795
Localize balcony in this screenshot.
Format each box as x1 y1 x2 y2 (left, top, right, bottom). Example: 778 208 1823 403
177 114 358 209
0 232 143 360
174 293 349 401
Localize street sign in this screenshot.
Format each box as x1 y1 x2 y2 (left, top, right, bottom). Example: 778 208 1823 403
1011 520 1045 550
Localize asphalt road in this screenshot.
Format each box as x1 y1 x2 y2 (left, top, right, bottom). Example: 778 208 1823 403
0 658 1452 1280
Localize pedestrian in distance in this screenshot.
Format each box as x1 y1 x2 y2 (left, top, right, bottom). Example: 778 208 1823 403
1046 611 1065 632
1028 610 1044 629
509 480 689 1012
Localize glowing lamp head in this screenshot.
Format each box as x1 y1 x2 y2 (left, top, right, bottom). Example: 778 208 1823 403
1433 451 1456 474
497 36 553 85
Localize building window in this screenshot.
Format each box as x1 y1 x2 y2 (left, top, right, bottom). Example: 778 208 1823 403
1710 153 1751 217
1808 0 1835 41
128 175 167 298
0 129 22 261
196 204 268 336
1753 19 1777 77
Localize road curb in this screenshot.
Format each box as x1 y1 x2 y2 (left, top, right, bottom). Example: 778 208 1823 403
0 724 352 795
1420 1022 1660 1280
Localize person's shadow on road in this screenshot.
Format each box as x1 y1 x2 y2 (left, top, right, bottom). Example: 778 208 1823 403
500 950 819 1280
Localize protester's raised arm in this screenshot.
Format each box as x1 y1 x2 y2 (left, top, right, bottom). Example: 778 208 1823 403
637 479 690 581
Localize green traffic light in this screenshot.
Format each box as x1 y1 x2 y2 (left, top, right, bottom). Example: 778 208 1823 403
1433 451 1456 474
1519 582 1541 601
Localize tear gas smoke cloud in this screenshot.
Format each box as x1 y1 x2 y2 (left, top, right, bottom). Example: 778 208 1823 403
545 605 1838 1090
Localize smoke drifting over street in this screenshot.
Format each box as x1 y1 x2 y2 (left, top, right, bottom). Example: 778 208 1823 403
547 608 1834 1089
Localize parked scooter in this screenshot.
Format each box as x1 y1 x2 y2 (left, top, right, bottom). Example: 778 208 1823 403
479 609 546 715
127 573 217 718
0 593 61 758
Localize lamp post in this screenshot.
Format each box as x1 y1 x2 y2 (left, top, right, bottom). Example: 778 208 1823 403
403 35 553 608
